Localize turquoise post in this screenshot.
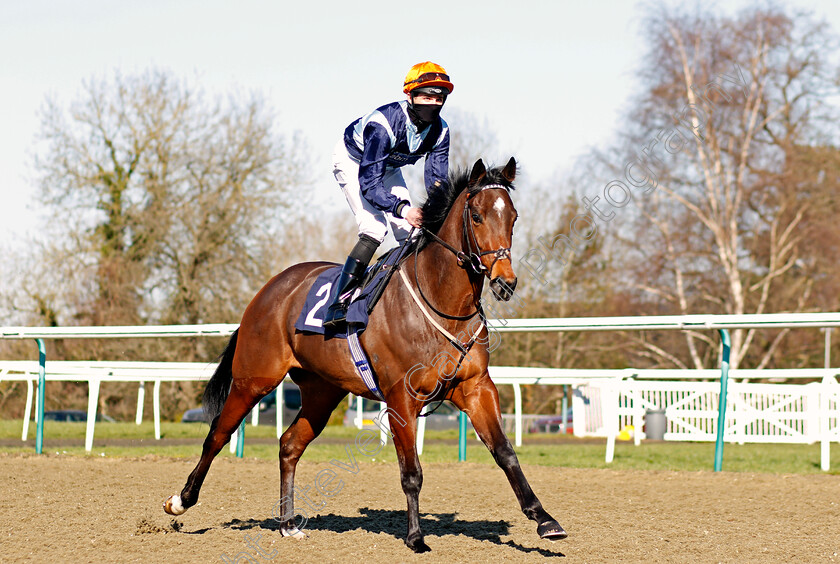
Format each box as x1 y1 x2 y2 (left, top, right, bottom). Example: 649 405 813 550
714 329 731 472
458 411 467 461
236 419 245 458
36 338 46 455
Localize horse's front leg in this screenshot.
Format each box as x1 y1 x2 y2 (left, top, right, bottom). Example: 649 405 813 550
450 373 567 541
384 400 430 553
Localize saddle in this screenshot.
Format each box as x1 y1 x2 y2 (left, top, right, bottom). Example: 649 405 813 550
294 240 412 337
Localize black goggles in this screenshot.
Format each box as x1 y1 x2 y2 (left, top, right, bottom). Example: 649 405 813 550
405 72 450 87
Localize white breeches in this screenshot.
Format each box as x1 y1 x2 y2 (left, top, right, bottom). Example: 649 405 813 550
332 140 413 243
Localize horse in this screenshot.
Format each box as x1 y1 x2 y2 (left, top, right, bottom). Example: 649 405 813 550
163 157 567 552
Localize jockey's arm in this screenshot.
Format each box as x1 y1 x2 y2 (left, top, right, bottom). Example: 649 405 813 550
358 123 410 217
424 125 450 199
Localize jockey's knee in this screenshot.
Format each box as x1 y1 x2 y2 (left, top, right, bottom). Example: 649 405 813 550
358 223 387 244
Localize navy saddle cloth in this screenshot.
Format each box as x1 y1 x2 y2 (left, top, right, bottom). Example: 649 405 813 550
294 246 405 338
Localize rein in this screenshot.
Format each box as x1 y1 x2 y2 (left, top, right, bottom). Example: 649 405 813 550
412 244 479 321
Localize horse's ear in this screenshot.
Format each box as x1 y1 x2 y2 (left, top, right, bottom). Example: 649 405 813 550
501 157 517 183
469 159 486 186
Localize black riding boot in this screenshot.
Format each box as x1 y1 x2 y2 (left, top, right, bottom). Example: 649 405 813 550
323 256 368 329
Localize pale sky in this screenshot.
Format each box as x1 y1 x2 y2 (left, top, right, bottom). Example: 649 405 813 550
1 0 838 249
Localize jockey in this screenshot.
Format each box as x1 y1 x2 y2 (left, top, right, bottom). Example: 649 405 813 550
323 61 453 329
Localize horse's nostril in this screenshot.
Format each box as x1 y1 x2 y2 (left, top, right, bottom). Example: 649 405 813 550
499 278 516 294
490 277 517 300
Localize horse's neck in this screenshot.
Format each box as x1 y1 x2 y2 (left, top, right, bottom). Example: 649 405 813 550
415 195 483 317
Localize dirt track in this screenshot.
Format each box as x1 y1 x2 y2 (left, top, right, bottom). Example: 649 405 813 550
2 453 838 563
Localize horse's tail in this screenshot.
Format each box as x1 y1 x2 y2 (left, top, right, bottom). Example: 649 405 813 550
202 329 238 423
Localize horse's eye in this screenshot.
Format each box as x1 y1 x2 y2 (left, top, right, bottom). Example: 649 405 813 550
471 212 482 223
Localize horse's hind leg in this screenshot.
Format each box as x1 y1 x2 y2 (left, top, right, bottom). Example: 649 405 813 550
276 371 347 538
164 377 271 515
450 374 567 541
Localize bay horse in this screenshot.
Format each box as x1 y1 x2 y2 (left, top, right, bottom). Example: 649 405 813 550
163 158 567 552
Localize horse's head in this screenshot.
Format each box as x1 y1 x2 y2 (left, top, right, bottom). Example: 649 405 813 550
463 158 518 301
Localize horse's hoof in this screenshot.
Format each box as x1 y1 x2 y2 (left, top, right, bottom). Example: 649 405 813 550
281 526 306 540
406 537 431 553
163 495 186 516
538 520 568 541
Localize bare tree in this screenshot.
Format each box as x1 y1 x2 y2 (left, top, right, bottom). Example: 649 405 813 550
445 108 502 171
597 5 840 369
33 69 308 337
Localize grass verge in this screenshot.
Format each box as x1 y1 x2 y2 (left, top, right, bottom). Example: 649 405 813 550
2 419 837 475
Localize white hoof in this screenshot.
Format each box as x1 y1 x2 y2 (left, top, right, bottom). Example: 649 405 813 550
281 526 306 540
163 495 186 515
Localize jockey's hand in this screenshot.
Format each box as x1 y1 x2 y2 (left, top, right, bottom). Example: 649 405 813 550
404 207 423 228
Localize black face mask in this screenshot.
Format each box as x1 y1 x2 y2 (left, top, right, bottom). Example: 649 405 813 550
407 102 443 128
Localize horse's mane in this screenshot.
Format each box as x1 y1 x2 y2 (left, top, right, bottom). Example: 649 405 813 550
409 162 516 253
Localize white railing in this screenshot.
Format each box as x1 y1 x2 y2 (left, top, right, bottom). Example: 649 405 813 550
570 371 840 470
4 359 838 469
0 360 291 454
488 313 840 332
3 314 840 469
1 360 620 456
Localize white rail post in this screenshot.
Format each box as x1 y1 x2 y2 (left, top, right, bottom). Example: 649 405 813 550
22 378 34 441
513 383 523 447
230 426 238 454
276 380 284 440
85 378 101 452
153 380 162 440
631 382 643 446
807 384 820 444
820 377 834 472
378 405 389 446
417 404 428 455
135 382 145 425
250 404 259 426
603 381 619 463
825 328 832 369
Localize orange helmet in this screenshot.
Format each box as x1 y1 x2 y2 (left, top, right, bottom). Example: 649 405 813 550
403 61 454 95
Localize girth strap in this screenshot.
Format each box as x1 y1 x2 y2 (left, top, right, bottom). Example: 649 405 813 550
347 328 385 401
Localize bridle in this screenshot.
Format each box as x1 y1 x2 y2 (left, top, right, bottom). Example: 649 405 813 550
414 183 513 321
461 185 513 276
404 183 513 416
421 183 512 277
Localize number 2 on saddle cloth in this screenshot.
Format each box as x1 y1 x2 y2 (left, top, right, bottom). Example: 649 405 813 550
294 237 411 337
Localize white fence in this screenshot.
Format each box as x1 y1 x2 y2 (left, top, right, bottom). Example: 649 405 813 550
0 360 215 452
571 369 840 470
3 314 840 470
2 359 838 469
